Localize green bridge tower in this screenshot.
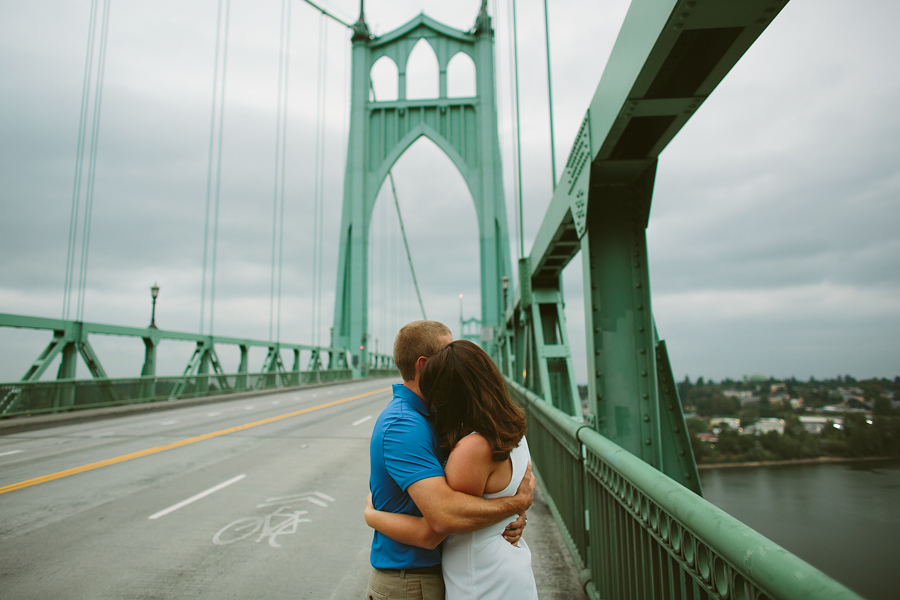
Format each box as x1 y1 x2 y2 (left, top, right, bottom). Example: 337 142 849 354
332 2 512 375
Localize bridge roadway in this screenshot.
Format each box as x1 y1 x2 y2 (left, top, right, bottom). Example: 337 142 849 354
0 378 585 599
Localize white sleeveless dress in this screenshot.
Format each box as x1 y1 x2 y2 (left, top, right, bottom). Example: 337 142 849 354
441 436 539 600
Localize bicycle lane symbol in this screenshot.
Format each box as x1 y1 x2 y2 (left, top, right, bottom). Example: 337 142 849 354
212 491 335 548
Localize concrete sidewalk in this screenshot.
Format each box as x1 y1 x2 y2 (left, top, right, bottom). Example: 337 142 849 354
528 485 589 599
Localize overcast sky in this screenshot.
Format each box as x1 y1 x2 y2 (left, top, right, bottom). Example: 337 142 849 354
1 0 898 384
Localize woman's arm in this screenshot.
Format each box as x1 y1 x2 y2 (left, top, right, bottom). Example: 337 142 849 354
364 494 448 550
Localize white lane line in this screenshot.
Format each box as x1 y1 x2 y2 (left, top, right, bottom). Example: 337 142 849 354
207 412 221 417
0 450 24 457
160 420 178 426
352 415 372 426
244 406 255 411
92 432 114 438
149 474 246 520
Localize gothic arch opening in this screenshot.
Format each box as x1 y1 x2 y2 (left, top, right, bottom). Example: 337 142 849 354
405 39 439 100
447 52 476 97
367 137 479 349
370 56 398 101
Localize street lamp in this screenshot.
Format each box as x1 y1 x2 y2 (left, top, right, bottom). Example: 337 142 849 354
149 283 159 329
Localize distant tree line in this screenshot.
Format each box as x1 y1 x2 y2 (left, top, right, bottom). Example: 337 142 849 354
677 375 900 464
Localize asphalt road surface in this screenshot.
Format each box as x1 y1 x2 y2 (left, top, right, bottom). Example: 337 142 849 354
0 379 585 599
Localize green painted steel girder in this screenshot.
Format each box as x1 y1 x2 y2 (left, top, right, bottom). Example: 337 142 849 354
332 5 512 374
500 0 792 493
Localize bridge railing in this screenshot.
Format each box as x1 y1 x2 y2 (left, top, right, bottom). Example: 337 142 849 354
507 378 862 600
0 369 354 418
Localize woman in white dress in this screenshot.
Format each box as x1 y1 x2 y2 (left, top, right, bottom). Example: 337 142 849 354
365 340 539 600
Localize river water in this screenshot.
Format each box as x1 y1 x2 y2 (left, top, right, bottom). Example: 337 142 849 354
699 459 900 600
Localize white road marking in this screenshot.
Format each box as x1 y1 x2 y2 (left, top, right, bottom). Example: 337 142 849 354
149 474 246 520
352 415 372 426
256 491 336 509
244 406 255 411
207 412 221 417
160 420 178 426
0 450 24 457
92 432 114 438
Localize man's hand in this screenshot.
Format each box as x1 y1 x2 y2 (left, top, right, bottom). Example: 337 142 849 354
511 461 535 514
502 512 526 546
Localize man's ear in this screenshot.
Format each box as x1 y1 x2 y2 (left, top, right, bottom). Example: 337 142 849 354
415 355 428 372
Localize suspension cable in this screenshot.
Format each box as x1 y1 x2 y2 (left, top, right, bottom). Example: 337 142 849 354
387 174 427 320
276 0 293 344
270 0 292 342
510 0 525 261
311 14 329 346
269 0 286 342
200 0 227 334
207 0 232 336
543 0 557 190
63 0 100 321
75 0 112 322
369 83 427 320
299 0 353 28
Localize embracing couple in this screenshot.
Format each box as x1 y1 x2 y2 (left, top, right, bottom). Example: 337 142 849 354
363 320 539 600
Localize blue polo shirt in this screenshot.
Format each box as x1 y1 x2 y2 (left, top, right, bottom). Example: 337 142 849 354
369 383 446 568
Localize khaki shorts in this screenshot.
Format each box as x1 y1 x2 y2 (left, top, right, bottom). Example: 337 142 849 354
364 567 445 600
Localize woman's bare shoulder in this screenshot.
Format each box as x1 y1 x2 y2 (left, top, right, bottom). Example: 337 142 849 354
450 432 493 463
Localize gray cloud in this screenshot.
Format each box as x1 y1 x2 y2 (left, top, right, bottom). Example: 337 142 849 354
1 0 898 383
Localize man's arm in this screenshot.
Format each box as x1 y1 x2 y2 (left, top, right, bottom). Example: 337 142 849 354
406 462 535 535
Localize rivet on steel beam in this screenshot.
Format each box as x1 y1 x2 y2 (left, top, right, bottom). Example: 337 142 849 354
637 304 644 311
638 327 645 332
679 450 686 456
641 371 647 377
642 393 649 399
634 262 640 268
594 327 600 333
596 393 602 400
595 349 601 355
639 349 646 355
645 438 652 446
596 372 602 379
756 18 766 25
643 414 650 423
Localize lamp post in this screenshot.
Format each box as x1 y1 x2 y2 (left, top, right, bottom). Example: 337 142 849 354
149 283 159 329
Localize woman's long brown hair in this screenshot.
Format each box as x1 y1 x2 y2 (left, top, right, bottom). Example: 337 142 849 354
420 340 526 461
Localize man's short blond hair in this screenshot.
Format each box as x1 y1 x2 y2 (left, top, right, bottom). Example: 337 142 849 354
393 320 451 381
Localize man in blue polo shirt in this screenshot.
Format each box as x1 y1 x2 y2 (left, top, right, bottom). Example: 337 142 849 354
366 320 534 600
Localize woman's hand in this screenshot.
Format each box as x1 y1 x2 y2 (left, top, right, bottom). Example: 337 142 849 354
502 512 526 546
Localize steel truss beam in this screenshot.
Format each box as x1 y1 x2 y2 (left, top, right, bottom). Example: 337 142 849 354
0 312 393 413
500 0 790 494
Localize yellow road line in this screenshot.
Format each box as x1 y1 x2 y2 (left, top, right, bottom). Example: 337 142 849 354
0 387 390 496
